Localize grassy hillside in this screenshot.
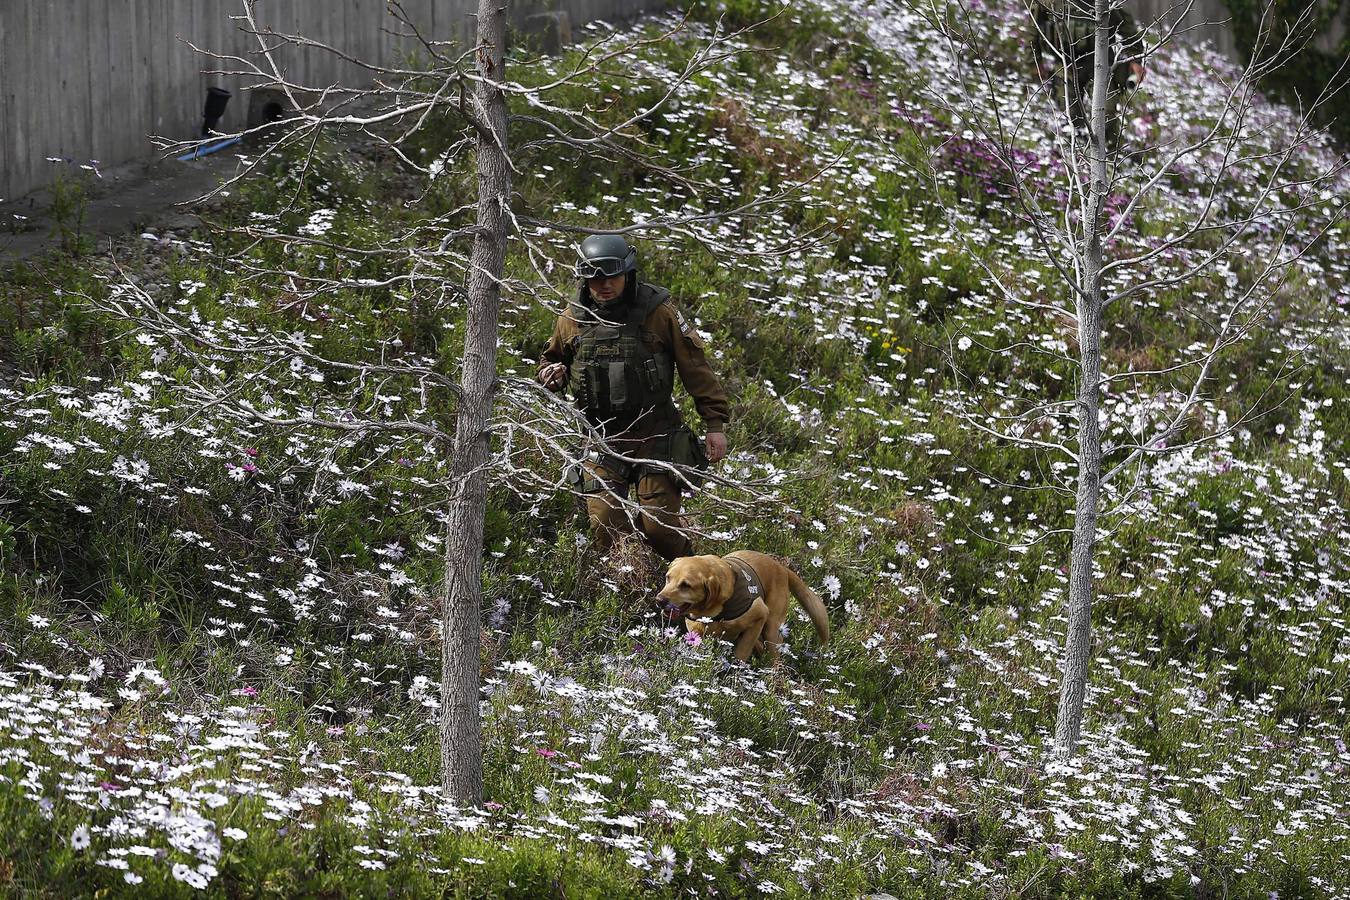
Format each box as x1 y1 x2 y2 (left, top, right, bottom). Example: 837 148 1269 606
2 0 1349 896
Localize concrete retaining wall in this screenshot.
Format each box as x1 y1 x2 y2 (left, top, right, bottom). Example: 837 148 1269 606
0 0 669 201
1126 0 1347 68
1127 0 1239 59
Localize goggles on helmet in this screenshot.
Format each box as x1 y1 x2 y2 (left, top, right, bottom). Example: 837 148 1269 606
575 257 629 280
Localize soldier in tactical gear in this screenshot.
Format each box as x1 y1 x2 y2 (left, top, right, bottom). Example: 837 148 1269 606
537 234 730 561
1030 0 1147 152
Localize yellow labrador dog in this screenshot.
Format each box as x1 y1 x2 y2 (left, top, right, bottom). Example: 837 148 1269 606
657 551 830 662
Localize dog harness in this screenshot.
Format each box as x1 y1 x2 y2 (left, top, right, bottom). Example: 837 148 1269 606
713 557 763 621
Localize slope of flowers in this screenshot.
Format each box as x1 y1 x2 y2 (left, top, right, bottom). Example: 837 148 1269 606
1 0 1348 895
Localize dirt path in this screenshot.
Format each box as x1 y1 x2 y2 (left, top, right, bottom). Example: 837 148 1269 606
0 148 244 264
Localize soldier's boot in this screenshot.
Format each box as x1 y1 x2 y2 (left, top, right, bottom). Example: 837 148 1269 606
635 472 693 562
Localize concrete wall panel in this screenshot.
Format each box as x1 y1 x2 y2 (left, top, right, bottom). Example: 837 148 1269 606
2 0 672 200
1128 0 1238 61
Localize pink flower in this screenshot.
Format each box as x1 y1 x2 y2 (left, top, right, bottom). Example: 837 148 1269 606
536 747 558 758
237 685 258 697
683 631 702 647
915 722 931 732
242 462 258 474
243 447 259 458
327 726 344 737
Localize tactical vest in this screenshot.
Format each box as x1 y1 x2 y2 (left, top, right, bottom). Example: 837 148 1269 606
567 284 678 424
713 557 764 622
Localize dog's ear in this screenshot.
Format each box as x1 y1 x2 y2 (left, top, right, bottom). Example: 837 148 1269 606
702 557 735 608
700 571 721 607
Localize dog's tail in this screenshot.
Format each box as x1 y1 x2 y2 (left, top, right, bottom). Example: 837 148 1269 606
787 567 830 645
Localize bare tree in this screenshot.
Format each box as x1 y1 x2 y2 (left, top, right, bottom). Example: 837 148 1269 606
100 0 816 805
438 0 511 808
905 0 1347 759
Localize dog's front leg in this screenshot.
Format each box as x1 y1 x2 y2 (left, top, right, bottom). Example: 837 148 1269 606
732 623 762 662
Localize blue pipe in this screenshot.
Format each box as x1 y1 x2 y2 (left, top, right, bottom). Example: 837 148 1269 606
177 136 242 162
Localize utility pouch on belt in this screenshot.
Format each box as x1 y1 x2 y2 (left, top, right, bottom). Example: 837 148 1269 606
563 461 586 490
563 458 606 494
671 426 710 491
566 452 632 495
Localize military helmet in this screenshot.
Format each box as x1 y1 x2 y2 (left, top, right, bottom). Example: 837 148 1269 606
575 234 637 280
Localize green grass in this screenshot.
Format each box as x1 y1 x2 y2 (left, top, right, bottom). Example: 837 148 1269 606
2 0 1350 896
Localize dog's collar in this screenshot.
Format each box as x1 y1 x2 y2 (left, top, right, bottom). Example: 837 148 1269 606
713 557 762 621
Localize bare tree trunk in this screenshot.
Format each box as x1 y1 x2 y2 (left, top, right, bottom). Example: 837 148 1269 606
440 0 511 807
1053 0 1110 762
